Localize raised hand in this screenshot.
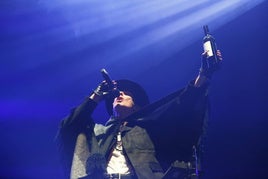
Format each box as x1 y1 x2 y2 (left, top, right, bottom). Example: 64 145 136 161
90 80 118 103
199 50 223 79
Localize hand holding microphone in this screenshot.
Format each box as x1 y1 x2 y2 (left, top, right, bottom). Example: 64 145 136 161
100 69 115 89
93 69 120 99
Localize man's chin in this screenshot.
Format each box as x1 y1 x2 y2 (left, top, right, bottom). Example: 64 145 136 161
114 104 132 113
114 104 127 110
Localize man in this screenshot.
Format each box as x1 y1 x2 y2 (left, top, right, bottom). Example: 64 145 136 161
57 51 222 179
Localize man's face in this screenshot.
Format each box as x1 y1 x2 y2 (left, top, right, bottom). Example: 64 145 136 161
113 91 135 110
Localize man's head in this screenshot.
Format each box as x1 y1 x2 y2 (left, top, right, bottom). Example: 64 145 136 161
105 79 149 117
112 91 137 118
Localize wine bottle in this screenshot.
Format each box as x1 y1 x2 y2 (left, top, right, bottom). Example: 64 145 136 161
203 25 219 67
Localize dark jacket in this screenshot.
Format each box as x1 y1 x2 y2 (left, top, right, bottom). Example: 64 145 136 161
56 81 209 179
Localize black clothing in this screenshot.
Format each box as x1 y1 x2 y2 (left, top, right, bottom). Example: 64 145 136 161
57 81 209 179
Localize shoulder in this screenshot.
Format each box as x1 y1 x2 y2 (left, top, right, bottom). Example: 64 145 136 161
94 123 106 136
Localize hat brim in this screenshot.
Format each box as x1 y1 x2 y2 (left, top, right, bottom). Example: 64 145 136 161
105 79 149 116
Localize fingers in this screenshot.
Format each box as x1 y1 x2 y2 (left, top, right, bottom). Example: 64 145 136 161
101 80 107 85
202 50 222 61
216 50 223 61
112 80 117 86
112 80 117 91
101 80 117 85
100 80 117 92
202 50 209 57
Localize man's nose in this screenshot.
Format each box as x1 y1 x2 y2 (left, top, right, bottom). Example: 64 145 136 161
119 91 124 96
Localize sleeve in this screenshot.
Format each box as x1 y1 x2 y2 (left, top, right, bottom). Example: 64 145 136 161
55 97 98 178
136 81 209 166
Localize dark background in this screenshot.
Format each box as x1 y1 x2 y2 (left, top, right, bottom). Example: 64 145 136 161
1 1 268 178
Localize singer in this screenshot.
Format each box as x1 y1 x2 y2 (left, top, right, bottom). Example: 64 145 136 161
56 51 222 179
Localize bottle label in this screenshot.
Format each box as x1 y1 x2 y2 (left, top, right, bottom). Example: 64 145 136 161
203 41 213 57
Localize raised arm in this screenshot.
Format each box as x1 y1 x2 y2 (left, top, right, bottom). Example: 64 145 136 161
194 50 222 87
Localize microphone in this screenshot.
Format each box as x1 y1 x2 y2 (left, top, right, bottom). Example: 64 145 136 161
100 68 113 85
100 68 120 97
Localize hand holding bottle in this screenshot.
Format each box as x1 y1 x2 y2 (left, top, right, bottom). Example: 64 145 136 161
200 25 223 78
200 49 222 79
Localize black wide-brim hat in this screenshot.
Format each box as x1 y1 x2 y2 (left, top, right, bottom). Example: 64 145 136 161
105 79 150 115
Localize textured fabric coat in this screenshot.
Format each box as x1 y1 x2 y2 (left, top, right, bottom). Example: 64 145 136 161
56 81 209 179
